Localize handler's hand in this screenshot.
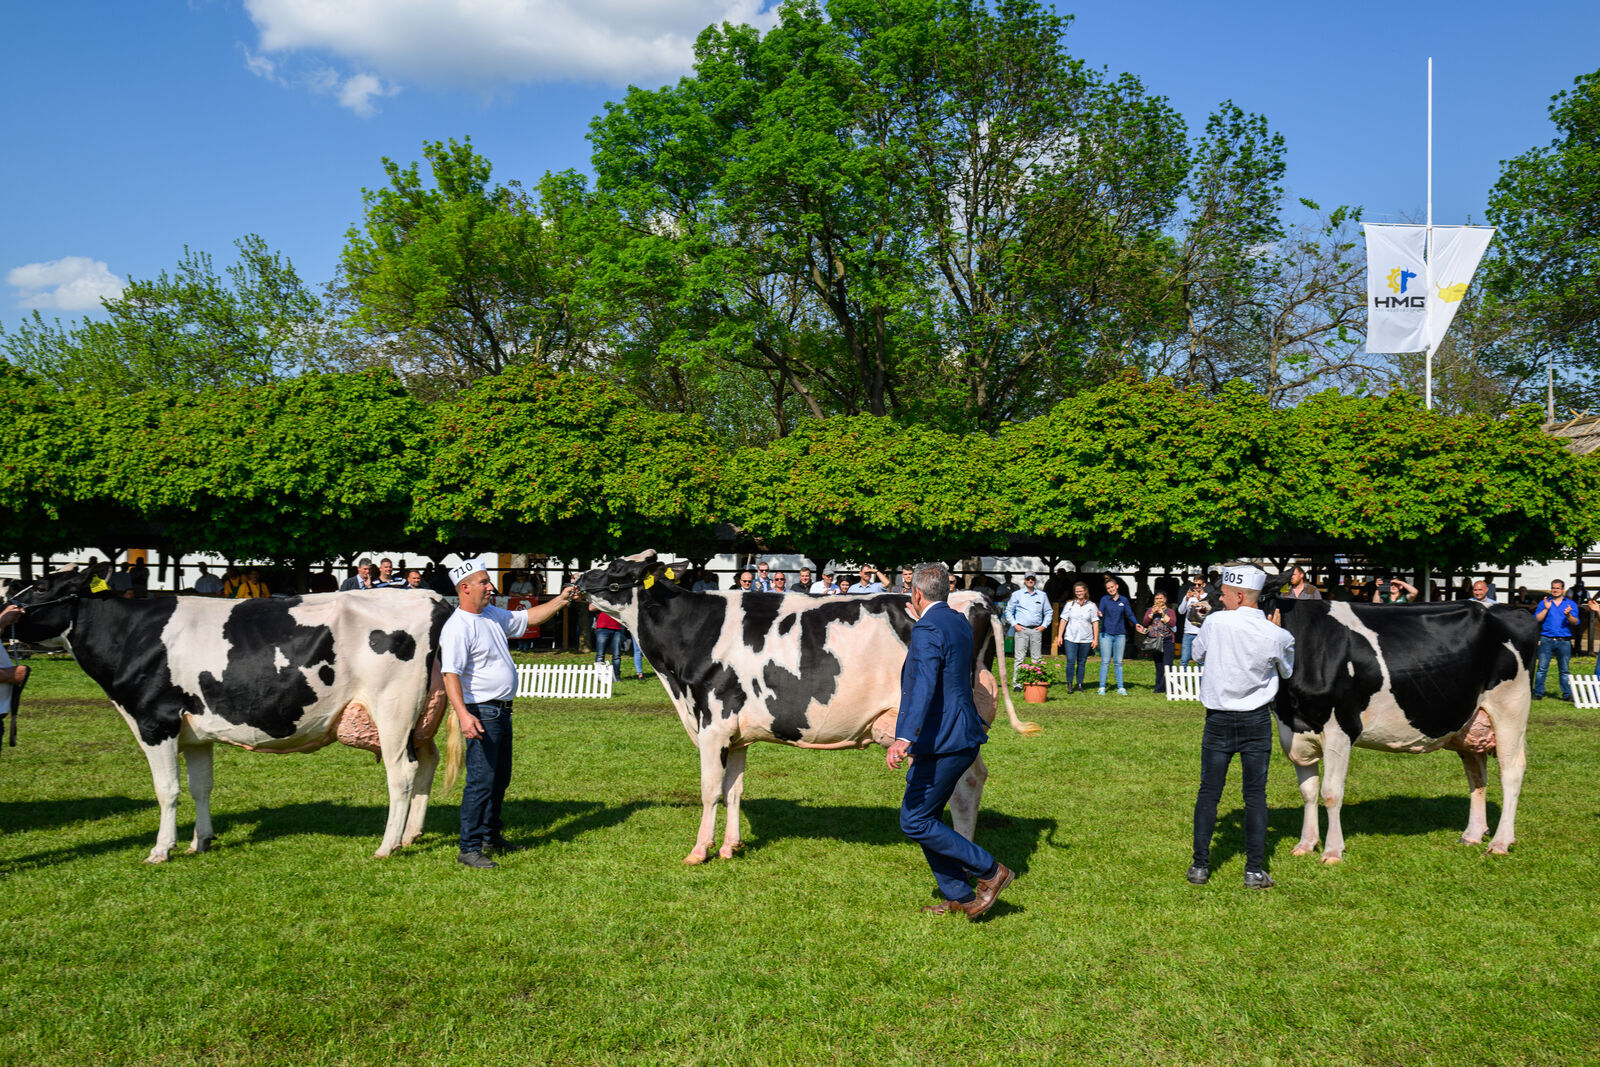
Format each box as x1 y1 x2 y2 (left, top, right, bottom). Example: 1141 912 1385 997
885 738 910 770
0 604 22 628
561 585 580 602
1271 608 1282 627
459 711 483 740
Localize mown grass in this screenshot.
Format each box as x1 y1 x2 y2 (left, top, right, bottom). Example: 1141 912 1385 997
1 652 1598 1066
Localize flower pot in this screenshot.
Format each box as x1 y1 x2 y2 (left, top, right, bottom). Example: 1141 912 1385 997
1022 683 1049 704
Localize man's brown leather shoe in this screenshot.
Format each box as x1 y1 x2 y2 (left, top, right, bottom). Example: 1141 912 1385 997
958 863 1014 918
921 899 966 915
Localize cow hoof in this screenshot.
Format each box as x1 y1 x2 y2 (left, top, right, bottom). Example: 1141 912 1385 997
1319 852 1343 865
1460 833 1485 845
1291 843 1318 857
186 837 214 855
683 847 712 865
143 852 170 865
1486 841 1512 856
717 841 744 860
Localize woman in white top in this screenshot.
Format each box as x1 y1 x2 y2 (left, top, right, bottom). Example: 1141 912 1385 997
1054 581 1100 694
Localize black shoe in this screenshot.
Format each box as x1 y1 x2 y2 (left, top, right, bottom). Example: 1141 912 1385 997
457 850 497 870
1243 870 1274 889
1186 864 1209 885
486 836 524 854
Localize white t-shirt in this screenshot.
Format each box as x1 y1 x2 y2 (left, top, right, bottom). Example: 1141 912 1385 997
0 641 12 715
1059 601 1099 644
440 605 528 704
1192 606 1295 711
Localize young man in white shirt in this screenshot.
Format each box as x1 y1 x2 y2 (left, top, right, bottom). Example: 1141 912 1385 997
441 561 577 869
1189 564 1295 890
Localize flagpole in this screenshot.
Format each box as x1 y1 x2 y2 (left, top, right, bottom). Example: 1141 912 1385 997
1425 56 1434 411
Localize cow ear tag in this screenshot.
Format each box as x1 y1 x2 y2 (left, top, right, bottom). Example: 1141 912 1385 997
644 574 655 589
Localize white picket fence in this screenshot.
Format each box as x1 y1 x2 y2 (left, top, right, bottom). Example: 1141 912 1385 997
516 662 614 700
1165 665 1204 702
1571 675 1600 709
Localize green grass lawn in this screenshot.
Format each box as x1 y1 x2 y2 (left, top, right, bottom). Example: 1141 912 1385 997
2 652 1598 1065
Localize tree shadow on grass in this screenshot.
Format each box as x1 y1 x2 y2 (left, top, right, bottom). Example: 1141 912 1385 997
739 798 1060 876
0 794 150 836
1 796 654 871
1208 794 1494 871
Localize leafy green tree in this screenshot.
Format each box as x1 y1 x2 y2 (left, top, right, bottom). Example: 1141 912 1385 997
586 0 1191 434
0 235 333 394
1483 66 1600 407
73 371 432 565
414 365 726 559
337 141 595 394
0 367 106 562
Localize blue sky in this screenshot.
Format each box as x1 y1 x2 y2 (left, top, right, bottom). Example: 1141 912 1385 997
3 1 1595 333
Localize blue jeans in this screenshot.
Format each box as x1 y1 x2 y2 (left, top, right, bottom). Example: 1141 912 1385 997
1098 633 1126 690
1534 636 1573 699
1193 705 1272 872
626 628 645 675
459 702 513 853
1063 642 1092 687
1180 632 1198 666
900 746 997 903
594 627 623 677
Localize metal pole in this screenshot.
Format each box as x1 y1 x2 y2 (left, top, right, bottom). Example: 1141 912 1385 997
1425 57 1433 411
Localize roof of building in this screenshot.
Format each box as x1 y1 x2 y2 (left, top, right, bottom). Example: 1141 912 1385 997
1545 412 1600 456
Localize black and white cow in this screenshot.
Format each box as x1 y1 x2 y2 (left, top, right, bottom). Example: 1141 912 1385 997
578 551 1040 865
1267 595 1537 861
3 570 456 862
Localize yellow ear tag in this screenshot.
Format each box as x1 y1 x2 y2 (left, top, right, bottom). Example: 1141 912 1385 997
644 574 655 589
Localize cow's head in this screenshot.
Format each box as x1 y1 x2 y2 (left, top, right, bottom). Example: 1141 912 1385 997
3 568 92 647
576 550 672 618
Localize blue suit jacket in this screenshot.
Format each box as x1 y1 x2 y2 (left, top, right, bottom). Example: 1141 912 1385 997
895 601 988 755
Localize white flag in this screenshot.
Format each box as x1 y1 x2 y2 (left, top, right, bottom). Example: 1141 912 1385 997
1365 224 1429 352
1425 225 1495 350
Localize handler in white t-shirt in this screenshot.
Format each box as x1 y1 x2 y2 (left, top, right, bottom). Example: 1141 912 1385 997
0 603 29 739
1187 564 1294 891
442 560 578 869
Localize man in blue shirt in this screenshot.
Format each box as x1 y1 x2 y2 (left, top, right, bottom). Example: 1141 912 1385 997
1097 575 1138 695
1533 579 1581 701
1003 574 1053 690
848 564 886 594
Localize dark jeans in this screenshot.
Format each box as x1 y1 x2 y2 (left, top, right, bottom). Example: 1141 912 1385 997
900 746 997 903
1193 704 1272 873
594 627 623 677
1151 639 1174 693
459 702 513 853
1063 641 1092 687
1534 636 1573 699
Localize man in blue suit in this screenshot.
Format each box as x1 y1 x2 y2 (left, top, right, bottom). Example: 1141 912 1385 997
886 563 1015 918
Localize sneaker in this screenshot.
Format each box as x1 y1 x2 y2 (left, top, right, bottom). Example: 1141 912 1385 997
1097 687 1106 695
1117 688 1128 696
457 850 497 870
1186 864 1209 885
1243 870 1274 889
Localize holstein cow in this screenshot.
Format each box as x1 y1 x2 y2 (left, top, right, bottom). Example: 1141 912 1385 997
1266 593 1536 861
3 570 457 862
577 551 1040 865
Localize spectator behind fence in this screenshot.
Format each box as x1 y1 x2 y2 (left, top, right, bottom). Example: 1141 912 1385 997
1281 565 1321 600
307 564 338 593
1003 574 1052 691
1533 580 1581 702
1373 577 1416 604
849 564 886 594
1138 591 1178 695
192 563 224 596
1055 581 1098 694
1097 576 1137 695
373 558 404 589
129 559 150 598
898 565 915 594
810 568 838 595
752 561 774 592
773 573 788 593
591 605 625 679
795 566 813 594
1469 579 1495 606
233 567 269 599
737 571 754 592
1179 574 1211 666
406 569 426 590
341 558 375 591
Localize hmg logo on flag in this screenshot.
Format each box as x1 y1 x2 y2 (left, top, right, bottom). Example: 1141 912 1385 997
1386 266 1417 294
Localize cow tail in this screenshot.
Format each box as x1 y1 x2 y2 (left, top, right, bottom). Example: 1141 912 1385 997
443 709 464 791
990 613 1041 736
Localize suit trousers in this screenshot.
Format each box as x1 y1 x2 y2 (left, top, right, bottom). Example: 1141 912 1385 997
1011 627 1042 684
900 746 997 902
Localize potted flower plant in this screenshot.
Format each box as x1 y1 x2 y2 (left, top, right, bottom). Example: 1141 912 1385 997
1015 658 1053 704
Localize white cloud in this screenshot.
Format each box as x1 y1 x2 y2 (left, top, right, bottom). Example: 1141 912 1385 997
6 257 124 311
242 0 780 94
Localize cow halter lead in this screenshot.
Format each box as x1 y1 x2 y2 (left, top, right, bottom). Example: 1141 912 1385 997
2 581 78 611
